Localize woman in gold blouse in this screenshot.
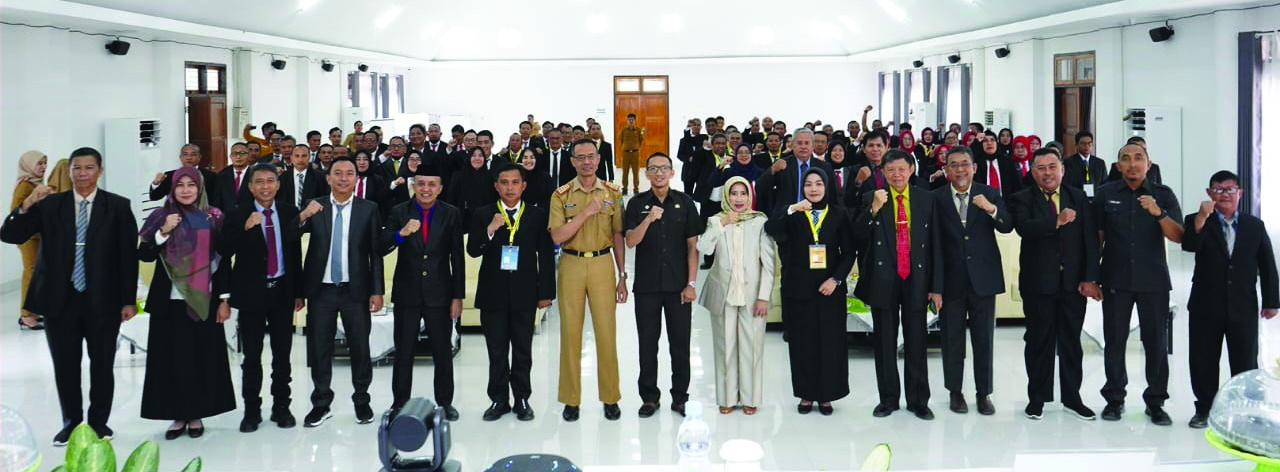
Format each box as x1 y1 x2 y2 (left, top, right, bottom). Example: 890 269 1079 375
10 150 48 329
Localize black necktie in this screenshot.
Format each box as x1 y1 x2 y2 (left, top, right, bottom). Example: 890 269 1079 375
506 208 517 220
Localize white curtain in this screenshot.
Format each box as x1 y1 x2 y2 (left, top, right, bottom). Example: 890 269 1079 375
1259 33 1280 369
945 67 963 127
879 73 893 123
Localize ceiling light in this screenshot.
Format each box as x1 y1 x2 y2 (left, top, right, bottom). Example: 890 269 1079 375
660 14 683 33
586 14 609 33
297 0 320 11
874 0 908 23
373 6 402 30
421 20 444 40
751 26 775 45
837 15 861 33
810 20 842 40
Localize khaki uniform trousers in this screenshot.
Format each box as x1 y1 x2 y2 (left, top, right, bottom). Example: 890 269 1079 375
556 253 621 405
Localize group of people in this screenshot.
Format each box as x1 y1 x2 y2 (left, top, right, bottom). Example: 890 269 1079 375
5 110 1275 449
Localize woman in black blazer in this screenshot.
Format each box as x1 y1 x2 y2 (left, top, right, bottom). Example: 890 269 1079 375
447 147 499 228
764 167 857 416
516 148 553 209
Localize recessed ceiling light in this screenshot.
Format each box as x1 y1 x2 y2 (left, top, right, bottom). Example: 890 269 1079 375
874 0 908 23
837 15 860 33
586 14 608 33
373 6 402 29
422 20 444 40
751 26 775 45
297 0 320 11
660 13 683 33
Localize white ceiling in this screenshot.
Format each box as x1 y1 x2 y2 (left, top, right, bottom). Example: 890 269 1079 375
61 0 1120 61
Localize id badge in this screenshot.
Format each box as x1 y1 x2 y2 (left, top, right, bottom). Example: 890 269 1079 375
501 245 519 271
809 244 827 270
1084 185 1095 198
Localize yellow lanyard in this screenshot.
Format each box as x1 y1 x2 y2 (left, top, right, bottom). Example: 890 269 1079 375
498 202 525 244
713 153 724 167
805 207 829 243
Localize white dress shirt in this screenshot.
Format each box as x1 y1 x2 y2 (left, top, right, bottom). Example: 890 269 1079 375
322 195 354 284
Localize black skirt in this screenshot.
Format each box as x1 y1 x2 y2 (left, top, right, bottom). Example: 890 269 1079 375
781 294 850 402
141 300 236 420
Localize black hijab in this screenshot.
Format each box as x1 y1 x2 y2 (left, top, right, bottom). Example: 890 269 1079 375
800 166 833 209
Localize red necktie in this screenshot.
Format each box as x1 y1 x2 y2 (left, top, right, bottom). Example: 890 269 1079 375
420 207 431 244
357 177 365 199
988 161 1001 190
234 170 242 195
895 194 910 279
263 208 278 276
835 169 843 189
874 167 884 188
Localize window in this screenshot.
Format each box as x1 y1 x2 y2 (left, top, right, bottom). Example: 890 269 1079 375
185 68 200 92
184 63 225 95
368 72 380 119
906 69 925 105
877 72 901 126
935 64 969 129
1055 52 1095 86
394 74 405 114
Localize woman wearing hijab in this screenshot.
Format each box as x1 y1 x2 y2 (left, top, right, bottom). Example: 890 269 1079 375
11 151 47 329
826 142 855 205
997 128 1014 157
517 148 553 208
1027 135 1043 153
138 167 235 439
900 131 930 184
923 143 951 190
353 150 390 217
446 147 499 228
698 177 775 416
919 127 938 157
765 167 856 416
1010 136 1033 178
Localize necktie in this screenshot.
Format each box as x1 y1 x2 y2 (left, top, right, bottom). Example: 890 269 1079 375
1046 190 1065 263
956 192 969 226
73 200 88 291
263 208 279 276
296 172 305 208
798 161 809 201
988 160 1001 190
1224 217 1237 256
835 169 843 189
895 194 910 280
507 208 517 221
357 177 366 199
331 202 347 283
234 170 242 195
421 207 431 244
393 158 400 175
810 209 821 226
874 167 884 188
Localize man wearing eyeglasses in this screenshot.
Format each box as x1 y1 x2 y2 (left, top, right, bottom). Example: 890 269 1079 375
1181 170 1278 429
215 142 257 211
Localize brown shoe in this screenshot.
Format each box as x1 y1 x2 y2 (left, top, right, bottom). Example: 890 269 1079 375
718 406 734 414
977 395 995 415
949 392 969 414
742 406 758 415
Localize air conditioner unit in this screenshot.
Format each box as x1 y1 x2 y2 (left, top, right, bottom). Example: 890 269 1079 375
983 109 1011 130
342 107 365 132
1124 106 1182 190
907 102 937 131
104 118 164 215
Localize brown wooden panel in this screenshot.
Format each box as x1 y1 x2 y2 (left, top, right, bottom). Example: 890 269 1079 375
640 95 668 159
187 96 229 171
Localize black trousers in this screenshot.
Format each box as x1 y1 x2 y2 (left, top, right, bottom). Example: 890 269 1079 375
480 309 535 404
46 285 121 427
1022 288 1086 404
393 304 453 408
306 284 372 410
939 293 995 396
635 291 692 404
239 286 295 415
1100 288 1170 406
1188 311 1258 414
870 278 931 409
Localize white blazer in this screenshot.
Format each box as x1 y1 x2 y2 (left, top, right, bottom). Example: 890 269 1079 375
696 215 776 315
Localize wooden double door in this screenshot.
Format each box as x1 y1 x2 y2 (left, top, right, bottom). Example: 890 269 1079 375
613 76 669 165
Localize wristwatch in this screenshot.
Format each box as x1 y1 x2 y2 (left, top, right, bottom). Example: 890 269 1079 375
687 281 696 288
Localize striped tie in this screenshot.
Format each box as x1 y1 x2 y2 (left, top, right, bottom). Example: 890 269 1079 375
331 202 347 283
72 200 88 291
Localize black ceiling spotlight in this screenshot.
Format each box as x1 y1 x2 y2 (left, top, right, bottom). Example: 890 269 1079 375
912 59 924 68
271 58 287 70
947 54 961 64
358 63 369 72
994 47 1010 58
321 61 334 72
1149 22 1174 42
105 39 130 56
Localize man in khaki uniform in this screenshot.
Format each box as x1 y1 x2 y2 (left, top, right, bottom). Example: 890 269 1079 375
550 138 629 422
618 113 645 196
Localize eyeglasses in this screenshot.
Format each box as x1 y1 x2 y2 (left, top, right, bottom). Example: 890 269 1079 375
1210 187 1241 195
231 150 251 155
646 165 673 172
389 144 406 148
571 153 597 161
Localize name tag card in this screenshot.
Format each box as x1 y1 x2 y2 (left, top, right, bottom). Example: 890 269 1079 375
809 245 827 269
501 245 520 271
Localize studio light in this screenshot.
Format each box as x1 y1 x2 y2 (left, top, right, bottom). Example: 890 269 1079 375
1149 24 1174 42
994 47 1010 58
359 63 369 72
947 54 961 64
271 59 287 70
321 61 334 72
378 398 461 472
105 39 130 56
912 59 924 68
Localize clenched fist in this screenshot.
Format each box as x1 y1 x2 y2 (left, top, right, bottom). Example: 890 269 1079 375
1138 195 1162 217
160 214 182 235
1056 208 1076 228
300 201 324 220
789 200 813 213
646 206 665 222
870 189 889 215
245 211 264 230
152 172 167 186
488 213 507 234
971 194 996 213
400 219 421 237
770 158 787 173
21 185 52 211
855 166 872 185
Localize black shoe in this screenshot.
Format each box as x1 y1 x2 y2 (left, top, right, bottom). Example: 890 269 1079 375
240 414 261 433
977 395 995 416
949 392 969 414
1063 402 1097 421
818 403 834 416
562 405 580 422
355 404 375 424
52 422 78 447
513 399 535 422
1188 413 1209 429
90 424 113 440
1024 402 1044 420
483 402 511 421
187 423 204 439
270 410 296 428
1101 403 1124 421
671 402 686 417
303 408 332 428
872 403 898 417
443 405 459 421
165 424 186 440
1145 406 1172 426
638 402 659 418
912 406 935 420
797 402 813 414
604 403 621 420
699 261 714 270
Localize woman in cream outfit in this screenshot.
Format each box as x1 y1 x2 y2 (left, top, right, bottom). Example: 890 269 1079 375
697 176 775 415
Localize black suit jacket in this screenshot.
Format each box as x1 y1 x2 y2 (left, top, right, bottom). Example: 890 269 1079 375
152 167 220 208
676 134 707 165
382 200 465 307
300 197 385 299
218 203 304 311
277 167 330 210
552 148 578 187
852 186 944 309
764 204 857 301
466 202 556 311
975 155 1025 196
755 156 835 214
1183 212 1280 321
595 140 615 181
932 183 1014 297
1007 185 1099 294
1062 154 1108 197
1 190 139 316
214 166 255 212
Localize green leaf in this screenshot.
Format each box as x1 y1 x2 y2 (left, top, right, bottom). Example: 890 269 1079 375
77 439 116 472
121 441 160 472
65 423 99 472
860 443 892 471
179 457 203 472
49 467 65 472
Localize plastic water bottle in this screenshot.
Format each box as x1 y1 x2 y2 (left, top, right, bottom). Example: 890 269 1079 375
676 400 711 460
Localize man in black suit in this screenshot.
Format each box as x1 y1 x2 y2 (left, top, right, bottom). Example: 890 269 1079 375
218 163 304 432
467 164 556 422
931 146 1013 416
1009 148 1102 422
423 123 450 158
845 131 891 209
755 128 835 215
852 149 943 421
1062 131 1107 199
974 134 1023 196
149 143 220 208
295 157 385 428
676 118 707 194
1 147 139 444
215 142 257 212
1181 170 1279 428
408 123 430 155
752 132 786 171
518 120 548 160
382 164 465 420
279 146 330 211
546 129 574 186
589 122 615 182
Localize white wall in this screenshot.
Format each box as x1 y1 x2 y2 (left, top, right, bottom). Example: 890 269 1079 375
406 60 878 151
